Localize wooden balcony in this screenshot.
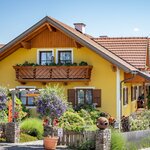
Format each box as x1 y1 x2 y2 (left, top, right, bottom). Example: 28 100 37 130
13 65 93 83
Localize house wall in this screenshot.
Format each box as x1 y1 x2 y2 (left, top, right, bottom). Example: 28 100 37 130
0 46 117 117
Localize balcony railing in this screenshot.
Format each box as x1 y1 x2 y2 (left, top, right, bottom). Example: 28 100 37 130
13 65 93 83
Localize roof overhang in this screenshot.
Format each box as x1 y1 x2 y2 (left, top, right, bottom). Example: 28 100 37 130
0 16 143 75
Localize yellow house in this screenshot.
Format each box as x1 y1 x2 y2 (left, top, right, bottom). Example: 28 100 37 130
0 16 150 122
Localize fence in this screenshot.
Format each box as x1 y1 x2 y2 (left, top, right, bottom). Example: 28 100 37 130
58 130 96 147
122 129 150 142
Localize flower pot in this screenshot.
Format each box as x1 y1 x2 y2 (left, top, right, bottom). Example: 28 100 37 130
43 136 59 150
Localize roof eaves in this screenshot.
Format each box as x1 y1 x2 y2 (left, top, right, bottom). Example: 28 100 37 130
0 16 49 53
46 17 136 73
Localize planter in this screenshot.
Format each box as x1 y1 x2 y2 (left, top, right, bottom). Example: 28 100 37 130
43 136 59 150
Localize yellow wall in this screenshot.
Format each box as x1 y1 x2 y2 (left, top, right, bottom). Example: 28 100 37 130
0 47 117 117
119 68 140 116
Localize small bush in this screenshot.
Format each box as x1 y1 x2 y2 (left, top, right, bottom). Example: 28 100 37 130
20 118 43 139
77 140 95 150
20 133 37 143
59 111 86 132
111 130 126 150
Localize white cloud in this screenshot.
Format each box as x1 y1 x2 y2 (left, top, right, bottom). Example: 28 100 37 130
133 27 140 32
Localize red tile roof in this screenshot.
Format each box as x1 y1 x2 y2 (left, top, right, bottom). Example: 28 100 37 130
93 37 148 69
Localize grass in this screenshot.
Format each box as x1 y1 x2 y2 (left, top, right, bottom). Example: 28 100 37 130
20 118 43 139
20 133 38 143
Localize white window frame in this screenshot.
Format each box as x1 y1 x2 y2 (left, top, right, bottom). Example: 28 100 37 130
56 48 73 64
37 49 54 64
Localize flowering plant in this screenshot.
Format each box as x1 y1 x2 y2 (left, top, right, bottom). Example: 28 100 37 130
0 86 8 111
36 84 67 136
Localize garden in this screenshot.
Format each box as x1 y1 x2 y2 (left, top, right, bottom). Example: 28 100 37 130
0 84 150 150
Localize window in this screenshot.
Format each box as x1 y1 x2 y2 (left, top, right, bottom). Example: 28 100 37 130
39 51 53 65
57 49 73 64
68 89 101 107
131 86 138 101
123 87 128 105
76 89 93 105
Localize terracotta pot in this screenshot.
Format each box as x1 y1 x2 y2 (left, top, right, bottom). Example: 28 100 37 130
43 136 59 150
96 117 109 130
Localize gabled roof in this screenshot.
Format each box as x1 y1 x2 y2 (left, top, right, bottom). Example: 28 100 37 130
0 44 4 48
0 16 150 80
93 37 148 69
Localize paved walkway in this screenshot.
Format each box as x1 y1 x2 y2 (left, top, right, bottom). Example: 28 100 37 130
0 140 71 150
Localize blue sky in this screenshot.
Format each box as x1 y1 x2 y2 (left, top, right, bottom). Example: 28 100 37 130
0 0 150 43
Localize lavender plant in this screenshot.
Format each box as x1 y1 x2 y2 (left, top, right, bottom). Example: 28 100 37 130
36 84 67 128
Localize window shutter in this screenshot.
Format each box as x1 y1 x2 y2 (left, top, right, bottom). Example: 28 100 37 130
131 86 133 101
123 88 125 105
68 89 75 106
126 88 128 104
93 89 101 107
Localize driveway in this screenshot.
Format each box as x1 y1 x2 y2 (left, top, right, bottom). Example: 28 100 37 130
0 141 71 150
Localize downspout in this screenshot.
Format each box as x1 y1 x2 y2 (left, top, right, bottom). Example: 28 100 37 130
120 71 137 129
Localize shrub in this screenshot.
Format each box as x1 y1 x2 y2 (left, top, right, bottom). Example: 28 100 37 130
111 130 126 150
78 109 94 126
0 110 8 123
59 111 86 132
89 110 101 123
20 118 43 139
20 133 37 143
129 110 150 131
77 140 95 150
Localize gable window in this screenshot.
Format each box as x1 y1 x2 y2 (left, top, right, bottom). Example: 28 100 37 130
123 87 128 105
56 49 73 64
39 51 53 65
68 88 101 107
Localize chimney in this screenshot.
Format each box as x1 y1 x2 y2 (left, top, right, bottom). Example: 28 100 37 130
74 23 86 34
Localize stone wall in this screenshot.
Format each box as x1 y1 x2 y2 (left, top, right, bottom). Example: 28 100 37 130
0 123 6 138
96 129 111 150
5 122 20 143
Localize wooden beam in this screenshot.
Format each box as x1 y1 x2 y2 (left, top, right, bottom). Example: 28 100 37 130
45 23 56 32
73 40 83 48
21 41 31 49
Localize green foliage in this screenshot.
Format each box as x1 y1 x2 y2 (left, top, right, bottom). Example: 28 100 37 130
40 84 67 103
0 110 8 123
129 110 150 131
20 118 43 139
111 130 126 150
126 136 150 150
77 140 95 150
89 110 101 123
59 111 86 132
147 92 150 109
20 133 37 143
78 109 94 126
15 98 27 122
79 61 88 66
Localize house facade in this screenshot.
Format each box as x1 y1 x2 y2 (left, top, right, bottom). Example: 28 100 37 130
0 16 150 122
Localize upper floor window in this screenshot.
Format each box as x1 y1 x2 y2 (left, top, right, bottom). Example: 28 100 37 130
56 49 73 64
58 51 72 64
39 51 53 65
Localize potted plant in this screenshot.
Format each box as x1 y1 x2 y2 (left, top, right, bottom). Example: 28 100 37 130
36 84 67 150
